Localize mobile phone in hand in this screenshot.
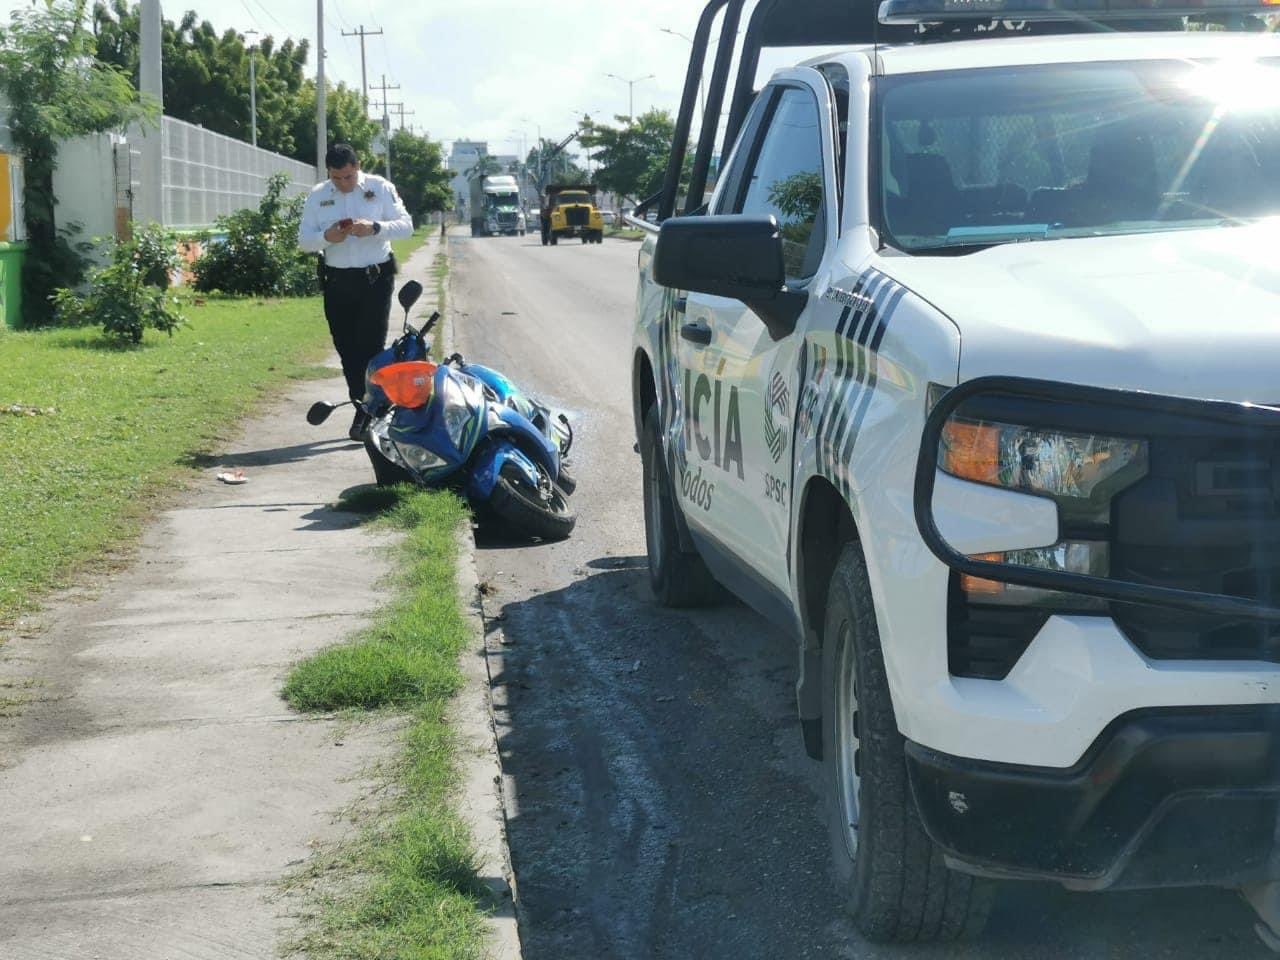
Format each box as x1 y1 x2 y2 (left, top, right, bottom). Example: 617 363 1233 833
338 218 354 229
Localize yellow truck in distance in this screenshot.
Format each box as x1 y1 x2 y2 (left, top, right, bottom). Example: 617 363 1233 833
540 184 604 246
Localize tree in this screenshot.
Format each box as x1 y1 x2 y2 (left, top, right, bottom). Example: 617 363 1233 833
91 2 377 166
380 130 452 223
577 109 684 203
0 0 156 326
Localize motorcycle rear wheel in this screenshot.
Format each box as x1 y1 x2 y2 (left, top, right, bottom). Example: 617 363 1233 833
488 462 575 540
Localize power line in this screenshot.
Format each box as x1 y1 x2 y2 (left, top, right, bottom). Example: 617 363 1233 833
250 0 285 31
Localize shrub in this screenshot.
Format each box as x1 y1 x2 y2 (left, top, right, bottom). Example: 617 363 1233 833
192 172 319 297
51 226 185 344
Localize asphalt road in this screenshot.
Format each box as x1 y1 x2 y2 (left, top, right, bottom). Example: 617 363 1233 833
448 230 1274 960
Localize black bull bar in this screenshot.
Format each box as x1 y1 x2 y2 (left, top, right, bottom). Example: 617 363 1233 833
914 375 1280 624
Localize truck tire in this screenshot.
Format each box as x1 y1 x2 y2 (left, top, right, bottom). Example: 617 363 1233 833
640 407 720 607
822 542 992 943
550 235 558 246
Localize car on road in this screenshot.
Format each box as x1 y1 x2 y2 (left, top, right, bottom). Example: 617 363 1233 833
601 210 617 225
631 0 1280 946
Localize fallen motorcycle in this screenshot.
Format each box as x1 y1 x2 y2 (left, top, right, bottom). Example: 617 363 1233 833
308 280 576 540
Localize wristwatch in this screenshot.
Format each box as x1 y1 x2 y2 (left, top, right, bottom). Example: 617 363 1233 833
372 221 382 235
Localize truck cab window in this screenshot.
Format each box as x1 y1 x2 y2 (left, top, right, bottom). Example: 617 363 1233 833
733 86 827 282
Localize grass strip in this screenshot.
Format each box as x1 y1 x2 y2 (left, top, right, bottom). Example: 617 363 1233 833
283 488 490 960
392 224 434 265
0 296 334 626
605 225 647 241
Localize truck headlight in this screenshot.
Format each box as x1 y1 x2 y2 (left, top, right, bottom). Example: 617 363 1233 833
940 415 1147 607
940 418 1147 501
962 540 1110 607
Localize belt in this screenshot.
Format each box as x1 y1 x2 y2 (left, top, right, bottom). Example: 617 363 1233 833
326 259 393 284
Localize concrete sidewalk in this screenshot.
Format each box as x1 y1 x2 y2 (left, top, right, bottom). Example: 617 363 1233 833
0 232 518 959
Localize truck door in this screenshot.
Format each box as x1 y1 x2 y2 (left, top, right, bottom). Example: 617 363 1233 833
673 74 839 592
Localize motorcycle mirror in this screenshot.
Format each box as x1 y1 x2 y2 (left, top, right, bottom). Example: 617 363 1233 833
307 400 345 426
398 281 424 313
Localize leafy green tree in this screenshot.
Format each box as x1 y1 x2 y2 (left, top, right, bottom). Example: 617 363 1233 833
0 0 156 326
578 110 683 203
92 2 374 166
378 130 452 222
289 80 380 168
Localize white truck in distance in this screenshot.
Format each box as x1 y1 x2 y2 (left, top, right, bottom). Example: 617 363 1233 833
630 0 1280 948
470 174 526 237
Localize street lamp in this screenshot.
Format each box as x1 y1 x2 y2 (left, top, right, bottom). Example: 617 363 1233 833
605 73 655 120
244 29 259 148
659 27 706 119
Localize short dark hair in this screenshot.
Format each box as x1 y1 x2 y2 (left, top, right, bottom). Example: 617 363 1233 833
325 143 359 170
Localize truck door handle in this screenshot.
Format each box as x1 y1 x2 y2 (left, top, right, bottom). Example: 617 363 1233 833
680 321 712 346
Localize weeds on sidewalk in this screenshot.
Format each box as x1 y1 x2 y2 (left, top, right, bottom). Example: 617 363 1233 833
283 488 490 960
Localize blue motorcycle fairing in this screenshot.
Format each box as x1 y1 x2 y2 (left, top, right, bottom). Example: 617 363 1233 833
468 442 542 501
380 366 479 483
488 404 560 479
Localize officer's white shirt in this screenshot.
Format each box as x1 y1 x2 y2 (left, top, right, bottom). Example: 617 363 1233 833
298 170 414 268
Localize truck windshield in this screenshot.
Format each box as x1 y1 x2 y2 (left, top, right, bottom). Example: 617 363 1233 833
875 57 1280 253
556 193 590 205
488 192 519 205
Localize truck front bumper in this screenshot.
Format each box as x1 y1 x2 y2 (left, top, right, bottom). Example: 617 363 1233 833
907 705 1280 890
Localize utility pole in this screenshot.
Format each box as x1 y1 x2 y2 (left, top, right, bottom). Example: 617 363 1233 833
244 30 259 148
394 103 415 132
340 24 382 113
370 74 400 179
138 0 163 226
316 0 326 179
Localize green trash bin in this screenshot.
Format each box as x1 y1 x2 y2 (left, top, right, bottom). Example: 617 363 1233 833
0 241 25 329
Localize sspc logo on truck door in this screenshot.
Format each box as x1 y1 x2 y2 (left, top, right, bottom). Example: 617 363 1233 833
764 371 790 464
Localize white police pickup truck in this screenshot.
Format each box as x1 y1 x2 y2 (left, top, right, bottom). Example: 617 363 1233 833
630 0 1280 946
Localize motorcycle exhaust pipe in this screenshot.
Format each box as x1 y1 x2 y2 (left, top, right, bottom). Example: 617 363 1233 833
306 399 352 426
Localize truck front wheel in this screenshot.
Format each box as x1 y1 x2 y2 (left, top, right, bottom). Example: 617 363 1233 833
640 407 720 608
822 543 992 943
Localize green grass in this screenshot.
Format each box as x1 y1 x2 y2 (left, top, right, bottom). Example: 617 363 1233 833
283 488 490 960
0 296 334 625
605 225 647 241
392 225 434 265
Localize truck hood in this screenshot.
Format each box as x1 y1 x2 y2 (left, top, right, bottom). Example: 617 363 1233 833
878 221 1280 403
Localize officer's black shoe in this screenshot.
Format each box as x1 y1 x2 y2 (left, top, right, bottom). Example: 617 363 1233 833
348 410 370 442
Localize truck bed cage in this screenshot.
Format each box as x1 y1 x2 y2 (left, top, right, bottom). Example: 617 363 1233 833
643 0 1267 225
650 0 914 224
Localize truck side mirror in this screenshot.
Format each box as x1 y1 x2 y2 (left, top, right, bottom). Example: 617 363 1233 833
653 215 805 339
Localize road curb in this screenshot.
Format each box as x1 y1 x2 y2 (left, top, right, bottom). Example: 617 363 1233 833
438 228 523 959
452 527 522 960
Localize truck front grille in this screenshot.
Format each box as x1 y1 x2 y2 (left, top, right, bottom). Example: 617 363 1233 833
1112 432 1280 663
566 206 589 227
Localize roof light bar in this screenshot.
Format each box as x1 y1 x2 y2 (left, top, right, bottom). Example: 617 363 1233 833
879 0 1280 22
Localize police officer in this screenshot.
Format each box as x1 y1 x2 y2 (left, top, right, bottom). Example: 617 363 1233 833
299 143 413 441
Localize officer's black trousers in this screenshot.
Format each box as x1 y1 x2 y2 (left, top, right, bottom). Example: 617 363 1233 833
322 262 394 402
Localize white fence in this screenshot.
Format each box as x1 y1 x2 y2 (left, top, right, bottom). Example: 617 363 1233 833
160 117 313 230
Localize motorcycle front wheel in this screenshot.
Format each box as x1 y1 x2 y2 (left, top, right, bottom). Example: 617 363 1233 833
487 461 575 541
364 434 414 487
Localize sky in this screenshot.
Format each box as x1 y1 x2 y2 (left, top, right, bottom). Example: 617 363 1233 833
18 0 728 164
